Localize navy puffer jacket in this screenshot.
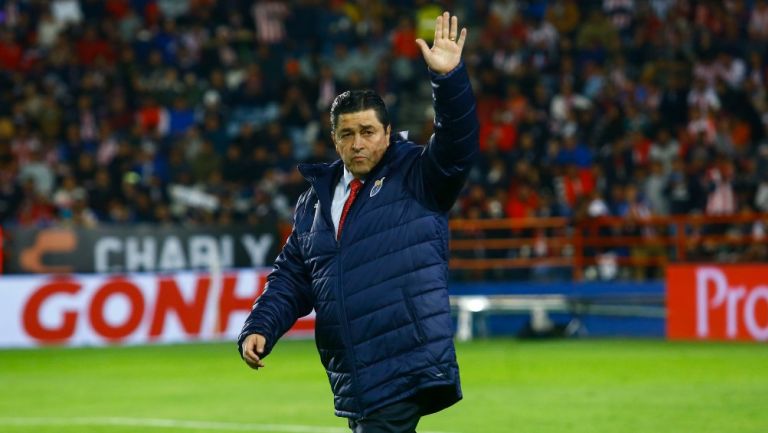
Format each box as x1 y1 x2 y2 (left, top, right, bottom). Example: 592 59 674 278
239 63 478 419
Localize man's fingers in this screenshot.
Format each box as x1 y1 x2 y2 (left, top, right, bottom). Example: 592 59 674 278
449 15 458 41
443 11 450 39
243 345 265 369
457 28 467 50
242 344 256 363
434 15 442 41
415 39 430 58
241 334 267 370
245 357 265 370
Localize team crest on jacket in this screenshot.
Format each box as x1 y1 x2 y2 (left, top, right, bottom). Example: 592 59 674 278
370 177 385 197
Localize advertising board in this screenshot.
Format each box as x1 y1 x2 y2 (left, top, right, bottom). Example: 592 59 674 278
2 224 278 274
0 269 315 348
667 265 768 341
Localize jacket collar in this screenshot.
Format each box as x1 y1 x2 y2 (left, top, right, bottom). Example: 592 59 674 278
297 159 342 212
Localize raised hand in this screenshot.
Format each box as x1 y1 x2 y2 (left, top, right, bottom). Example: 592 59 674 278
415 11 467 75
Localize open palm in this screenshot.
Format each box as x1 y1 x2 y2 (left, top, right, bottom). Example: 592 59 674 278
416 12 467 75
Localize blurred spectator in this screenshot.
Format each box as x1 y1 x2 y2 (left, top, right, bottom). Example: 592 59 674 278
550 78 591 131
18 148 54 197
546 0 580 36
507 183 539 219
0 166 22 222
252 1 289 46
749 0 768 43
51 0 84 26
705 158 737 216
664 158 696 215
649 128 679 174
190 140 220 182
16 178 56 227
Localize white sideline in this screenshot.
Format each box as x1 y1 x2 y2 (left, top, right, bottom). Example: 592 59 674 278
0 417 461 433
0 417 343 433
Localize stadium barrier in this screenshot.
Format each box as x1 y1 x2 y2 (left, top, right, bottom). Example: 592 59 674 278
449 213 768 280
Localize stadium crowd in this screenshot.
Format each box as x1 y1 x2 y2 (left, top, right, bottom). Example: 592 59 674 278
1 0 768 275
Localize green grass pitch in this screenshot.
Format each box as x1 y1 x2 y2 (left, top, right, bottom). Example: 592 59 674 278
1 339 767 433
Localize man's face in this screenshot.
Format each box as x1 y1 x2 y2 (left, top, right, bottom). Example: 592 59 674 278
333 109 390 178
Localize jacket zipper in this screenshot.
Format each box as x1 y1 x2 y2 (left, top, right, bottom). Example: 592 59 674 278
336 234 365 417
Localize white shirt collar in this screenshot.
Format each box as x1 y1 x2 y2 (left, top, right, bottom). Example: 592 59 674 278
342 166 364 190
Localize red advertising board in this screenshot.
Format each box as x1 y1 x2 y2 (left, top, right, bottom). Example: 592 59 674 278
0 269 316 348
667 265 768 341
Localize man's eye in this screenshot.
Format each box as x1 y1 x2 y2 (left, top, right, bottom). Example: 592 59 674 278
362 130 373 136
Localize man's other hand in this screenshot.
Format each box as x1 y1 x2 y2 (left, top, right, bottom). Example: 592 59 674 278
242 333 267 370
415 11 467 75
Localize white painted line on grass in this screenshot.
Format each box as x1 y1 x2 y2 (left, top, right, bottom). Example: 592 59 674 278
0 417 461 433
0 417 343 433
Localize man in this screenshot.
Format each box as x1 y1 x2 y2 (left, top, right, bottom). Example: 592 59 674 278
239 12 478 433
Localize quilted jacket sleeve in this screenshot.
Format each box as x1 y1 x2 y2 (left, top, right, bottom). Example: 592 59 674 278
411 61 479 212
237 195 314 358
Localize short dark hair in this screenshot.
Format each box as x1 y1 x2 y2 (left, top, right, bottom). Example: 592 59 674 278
330 90 390 133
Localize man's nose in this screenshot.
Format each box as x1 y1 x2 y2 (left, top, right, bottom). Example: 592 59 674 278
352 134 364 150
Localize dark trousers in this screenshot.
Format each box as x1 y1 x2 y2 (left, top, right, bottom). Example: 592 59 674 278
348 398 422 433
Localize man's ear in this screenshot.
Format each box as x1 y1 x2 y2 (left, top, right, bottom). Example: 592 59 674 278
331 130 340 153
385 125 391 147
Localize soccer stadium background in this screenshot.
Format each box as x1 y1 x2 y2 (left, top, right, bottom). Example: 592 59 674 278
1 1 767 432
